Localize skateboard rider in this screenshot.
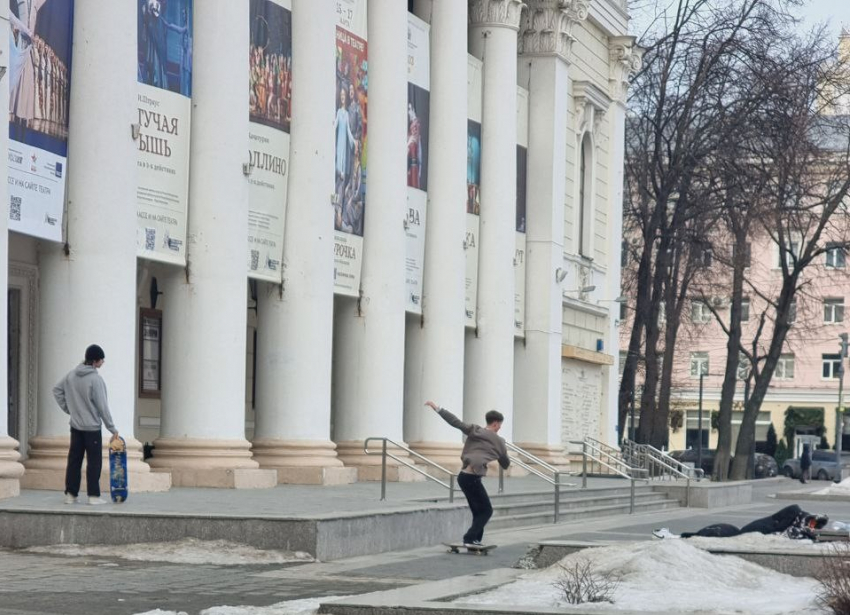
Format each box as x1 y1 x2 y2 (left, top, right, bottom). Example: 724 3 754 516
53 344 120 505
425 401 510 547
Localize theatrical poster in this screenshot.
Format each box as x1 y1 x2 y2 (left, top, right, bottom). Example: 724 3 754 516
515 87 528 337
465 55 482 327
332 0 367 297
248 0 291 281
136 0 193 265
8 0 74 241
404 14 429 313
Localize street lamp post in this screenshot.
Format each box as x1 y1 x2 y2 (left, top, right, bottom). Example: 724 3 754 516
630 384 637 442
837 333 848 482
697 369 706 473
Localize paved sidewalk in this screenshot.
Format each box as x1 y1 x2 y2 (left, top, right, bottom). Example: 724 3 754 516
0 477 845 615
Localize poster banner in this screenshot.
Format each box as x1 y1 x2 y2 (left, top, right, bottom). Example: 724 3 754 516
404 14 429 313
465 55 482 327
332 0 367 296
136 0 193 265
515 87 529 337
248 0 291 281
8 0 74 241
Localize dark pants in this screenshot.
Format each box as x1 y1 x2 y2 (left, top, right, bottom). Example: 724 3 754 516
457 472 492 544
65 428 102 497
682 505 804 538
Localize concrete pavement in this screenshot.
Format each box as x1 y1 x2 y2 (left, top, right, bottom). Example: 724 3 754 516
0 477 846 615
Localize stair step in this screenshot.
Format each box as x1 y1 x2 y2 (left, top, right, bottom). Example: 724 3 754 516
488 499 681 530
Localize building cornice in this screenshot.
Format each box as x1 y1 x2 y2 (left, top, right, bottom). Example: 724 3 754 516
518 0 589 61
469 0 527 31
573 80 612 136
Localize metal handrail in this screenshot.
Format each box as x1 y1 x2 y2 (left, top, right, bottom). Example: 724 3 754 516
498 441 577 524
363 437 456 502
571 438 643 514
644 444 704 481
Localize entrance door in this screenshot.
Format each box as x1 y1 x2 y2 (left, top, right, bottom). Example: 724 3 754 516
7 289 20 442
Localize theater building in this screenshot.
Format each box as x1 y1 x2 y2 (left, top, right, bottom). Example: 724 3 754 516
0 0 638 498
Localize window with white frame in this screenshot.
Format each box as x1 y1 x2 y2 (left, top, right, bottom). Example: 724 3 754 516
777 240 799 268
788 300 797 324
619 351 628 374
577 134 593 258
690 352 709 377
826 243 846 268
740 297 750 322
737 354 751 380
823 353 843 379
824 298 845 324
697 244 712 267
621 241 629 267
691 300 711 323
619 301 628 320
776 354 795 379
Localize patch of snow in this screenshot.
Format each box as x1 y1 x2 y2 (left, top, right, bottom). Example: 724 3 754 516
459 540 825 614
26 538 313 566
134 610 188 615
684 532 831 552
813 476 850 496
200 596 351 615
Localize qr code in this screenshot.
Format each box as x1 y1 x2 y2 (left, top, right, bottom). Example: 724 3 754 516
145 228 156 251
10 196 21 221
250 250 259 270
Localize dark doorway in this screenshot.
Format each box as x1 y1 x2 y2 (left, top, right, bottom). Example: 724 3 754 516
7 289 20 441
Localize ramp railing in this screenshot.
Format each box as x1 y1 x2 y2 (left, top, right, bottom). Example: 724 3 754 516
497 441 577 524
363 437 456 502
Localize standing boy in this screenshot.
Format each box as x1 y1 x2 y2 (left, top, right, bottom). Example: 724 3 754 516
425 400 510 546
53 344 120 505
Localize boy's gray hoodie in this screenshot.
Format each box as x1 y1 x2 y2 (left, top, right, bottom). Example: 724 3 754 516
53 364 118 434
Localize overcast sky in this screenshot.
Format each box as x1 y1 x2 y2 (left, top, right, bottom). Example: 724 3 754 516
631 0 850 42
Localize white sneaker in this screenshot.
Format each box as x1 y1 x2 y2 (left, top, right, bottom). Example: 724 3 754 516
87 497 107 506
652 528 678 539
63 493 78 505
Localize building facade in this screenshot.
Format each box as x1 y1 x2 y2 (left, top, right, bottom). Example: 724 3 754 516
1 0 636 499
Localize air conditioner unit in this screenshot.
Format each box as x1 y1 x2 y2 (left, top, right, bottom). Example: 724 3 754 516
711 296 725 307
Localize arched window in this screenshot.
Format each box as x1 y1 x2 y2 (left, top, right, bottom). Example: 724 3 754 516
578 133 593 257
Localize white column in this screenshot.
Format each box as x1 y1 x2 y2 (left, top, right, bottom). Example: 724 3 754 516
252 0 356 486
23 0 169 493
602 37 640 444
464 0 524 439
403 0 468 468
332 0 410 480
149 1 275 489
512 0 583 465
0 5 24 500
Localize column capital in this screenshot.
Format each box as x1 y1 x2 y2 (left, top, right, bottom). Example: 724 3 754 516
518 0 589 60
469 0 527 31
609 35 643 103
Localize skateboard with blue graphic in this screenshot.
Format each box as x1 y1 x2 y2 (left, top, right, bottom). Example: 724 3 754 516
109 436 128 503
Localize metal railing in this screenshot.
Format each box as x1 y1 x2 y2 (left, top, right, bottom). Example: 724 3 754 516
622 440 699 507
572 438 645 513
363 437 456 502
497 442 577 524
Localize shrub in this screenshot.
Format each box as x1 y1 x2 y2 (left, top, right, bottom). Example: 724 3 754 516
817 543 850 614
552 560 619 605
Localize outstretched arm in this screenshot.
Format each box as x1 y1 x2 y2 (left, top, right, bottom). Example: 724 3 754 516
425 401 472 435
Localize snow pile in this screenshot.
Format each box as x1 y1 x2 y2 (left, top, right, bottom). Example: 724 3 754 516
26 538 313 566
459 540 824 613
134 596 351 615
813 476 850 496
684 532 831 552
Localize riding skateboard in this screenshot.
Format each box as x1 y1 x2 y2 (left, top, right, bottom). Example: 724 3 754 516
109 436 128 503
443 543 497 555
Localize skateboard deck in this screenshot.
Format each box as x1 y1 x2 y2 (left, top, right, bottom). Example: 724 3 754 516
109 436 128 503
443 543 497 555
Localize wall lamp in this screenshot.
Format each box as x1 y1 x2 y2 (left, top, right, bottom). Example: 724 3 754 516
555 267 568 283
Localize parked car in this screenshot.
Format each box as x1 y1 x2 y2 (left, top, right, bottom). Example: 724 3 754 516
782 450 850 481
669 449 778 479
